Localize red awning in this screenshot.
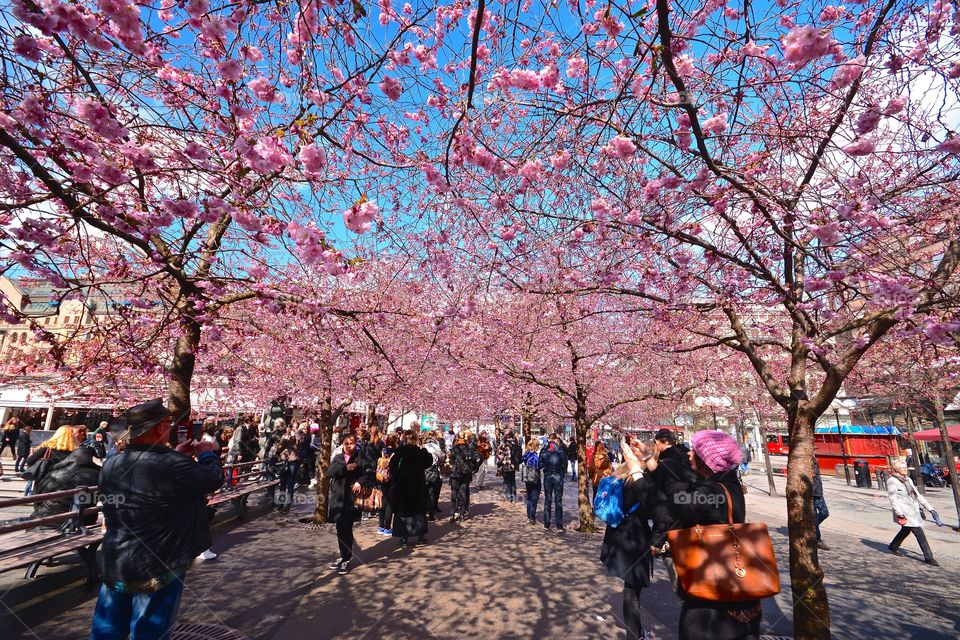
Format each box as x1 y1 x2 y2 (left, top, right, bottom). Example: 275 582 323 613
912 426 960 443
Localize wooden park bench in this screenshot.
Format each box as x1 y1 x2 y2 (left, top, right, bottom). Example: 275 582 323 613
206 459 280 520
0 459 278 585
0 486 103 582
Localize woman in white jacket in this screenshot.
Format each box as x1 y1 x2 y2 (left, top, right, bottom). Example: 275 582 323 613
886 460 940 566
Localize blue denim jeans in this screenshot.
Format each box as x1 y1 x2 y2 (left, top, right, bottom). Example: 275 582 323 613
813 496 829 541
543 472 564 528
525 481 541 520
278 461 301 507
502 470 517 501
89 576 185 639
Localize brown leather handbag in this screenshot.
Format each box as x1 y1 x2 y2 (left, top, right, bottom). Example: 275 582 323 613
666 485 780 601
354 486 382 512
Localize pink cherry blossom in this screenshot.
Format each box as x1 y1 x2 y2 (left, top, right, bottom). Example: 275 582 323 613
218 58 243 81
343 199 378 234
241 46 263 62
322 249 347 275
73 97 127 140
604 135 636 159
237 136 293 173
855 110 882 135
286 221 326 264
508 69 541 91
818 5 843 22
781 25 837 69
810 222 841 245
674 55 695 77
517 159 545 183
298 143 327 175
566 56 587 78
740 41 769 58
701 112 728 136
539 62 560 89
882 97 906 115
13 36 44 62
248 76 278 102
186 0 209 18
413 44 437 70
830 56 865 90
379 76 403 100
183 141 209 161
551 150 571 170
233 210 261 232
935 137 960 154
642 180 662 202
843 138 876 156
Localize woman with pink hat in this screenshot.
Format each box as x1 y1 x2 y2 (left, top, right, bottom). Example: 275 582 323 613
648 429 762 640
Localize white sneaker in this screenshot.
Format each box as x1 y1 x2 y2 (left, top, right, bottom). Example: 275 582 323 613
197 549 218 561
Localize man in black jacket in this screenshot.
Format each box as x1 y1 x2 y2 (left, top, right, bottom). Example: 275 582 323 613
648 428 697 592
539 433 568 530
90 399 223 640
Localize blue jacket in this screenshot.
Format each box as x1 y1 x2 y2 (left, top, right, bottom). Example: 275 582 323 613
538 442 568 474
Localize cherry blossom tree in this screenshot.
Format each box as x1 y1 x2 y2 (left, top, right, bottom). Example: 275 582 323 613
0 0 447 422
404 2 960 635
850 330 960 521
438 287 699 531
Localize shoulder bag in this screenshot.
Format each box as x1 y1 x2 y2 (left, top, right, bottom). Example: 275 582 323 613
22 447 53 482
354 486 382 512
666 484 780 602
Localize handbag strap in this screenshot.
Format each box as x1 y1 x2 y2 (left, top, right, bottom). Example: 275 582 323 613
720 484 735 525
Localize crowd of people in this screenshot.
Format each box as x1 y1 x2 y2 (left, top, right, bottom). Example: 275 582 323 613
0 409 950 640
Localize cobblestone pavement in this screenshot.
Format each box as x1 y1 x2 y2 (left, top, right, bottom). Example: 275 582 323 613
1 467 957 639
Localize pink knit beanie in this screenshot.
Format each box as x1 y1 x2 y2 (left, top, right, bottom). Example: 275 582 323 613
691 430 742 474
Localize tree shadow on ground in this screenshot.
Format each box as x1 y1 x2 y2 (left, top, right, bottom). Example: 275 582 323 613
3 481 959 639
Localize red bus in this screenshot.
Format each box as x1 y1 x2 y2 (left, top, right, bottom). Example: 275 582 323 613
766 433 790 455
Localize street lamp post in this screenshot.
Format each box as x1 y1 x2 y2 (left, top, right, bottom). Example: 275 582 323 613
834 407 851 486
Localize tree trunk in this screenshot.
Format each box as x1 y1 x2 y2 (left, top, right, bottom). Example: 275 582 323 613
574 409 595 532
521 406 534 443
754 408 778 496
313 397 334 523
932 389 960 525
167 319 201 446
785 408 831 639
365 403 377 428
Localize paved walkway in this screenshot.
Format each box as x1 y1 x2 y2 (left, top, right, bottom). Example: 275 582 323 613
1 471 957 639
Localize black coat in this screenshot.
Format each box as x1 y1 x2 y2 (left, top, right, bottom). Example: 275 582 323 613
99 445 224 586
388 444 433 516
648 445 698 548
601 476 655 587
360 440 384 472
662 468 746 529
449 442 478 478
32 446 101 522
654 464 760 631
16 431 32 457
23 447 72 482
326 451 372 523
1 426 19 447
